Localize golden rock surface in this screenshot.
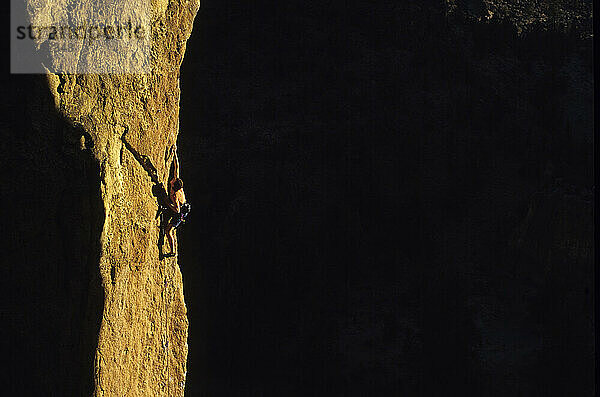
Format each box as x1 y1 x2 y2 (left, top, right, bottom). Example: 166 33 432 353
27 0 201 395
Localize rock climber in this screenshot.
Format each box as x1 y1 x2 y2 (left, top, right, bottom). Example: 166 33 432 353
163 144 190 258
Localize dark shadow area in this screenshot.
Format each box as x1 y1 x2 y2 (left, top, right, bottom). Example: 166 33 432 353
178 1 593 396
1 12 106 391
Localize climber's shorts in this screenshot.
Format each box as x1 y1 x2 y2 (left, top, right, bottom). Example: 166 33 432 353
168 203 190 229
170 213 183 228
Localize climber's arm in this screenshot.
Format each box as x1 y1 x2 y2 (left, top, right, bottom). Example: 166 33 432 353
166 197 180 213
173 147 180 179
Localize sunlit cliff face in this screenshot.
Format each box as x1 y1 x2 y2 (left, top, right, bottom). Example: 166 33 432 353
4 0 200 395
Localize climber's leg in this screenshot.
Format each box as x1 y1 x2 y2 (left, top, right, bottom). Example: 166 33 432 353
165 223 174 254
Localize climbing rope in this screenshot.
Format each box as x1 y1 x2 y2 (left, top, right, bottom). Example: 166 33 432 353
163 241 170 396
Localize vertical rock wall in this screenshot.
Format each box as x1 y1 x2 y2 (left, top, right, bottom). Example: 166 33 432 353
25 1 200 395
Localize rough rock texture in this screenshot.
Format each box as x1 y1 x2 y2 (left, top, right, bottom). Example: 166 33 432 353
6 0 200 395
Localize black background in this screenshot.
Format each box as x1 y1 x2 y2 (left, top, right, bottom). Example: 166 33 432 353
176 1 593 396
